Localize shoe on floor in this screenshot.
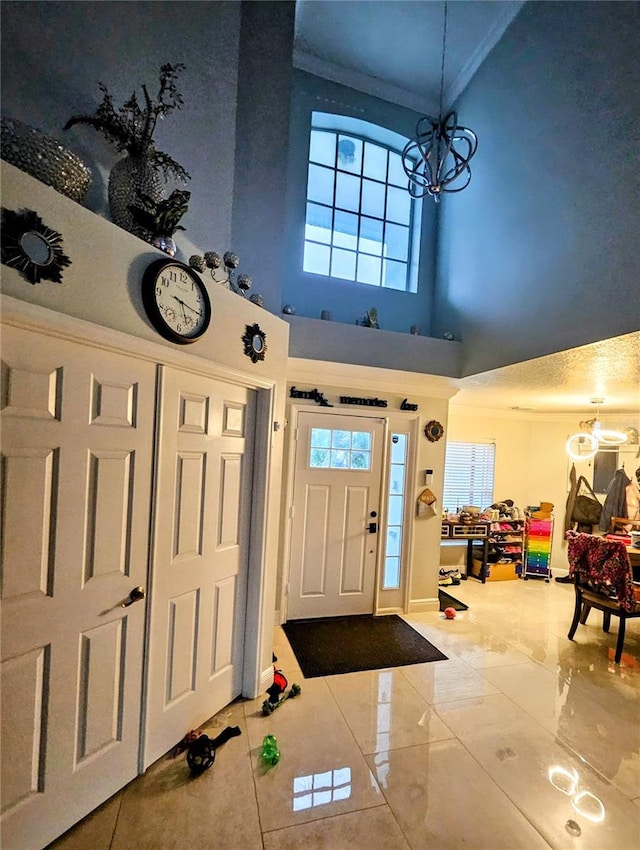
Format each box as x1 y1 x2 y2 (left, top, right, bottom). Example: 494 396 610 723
555 574 573 583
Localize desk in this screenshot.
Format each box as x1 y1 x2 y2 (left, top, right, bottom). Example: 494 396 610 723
441 521 490 583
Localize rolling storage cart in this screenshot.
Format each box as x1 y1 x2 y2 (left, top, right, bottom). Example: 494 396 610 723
524 516 554 581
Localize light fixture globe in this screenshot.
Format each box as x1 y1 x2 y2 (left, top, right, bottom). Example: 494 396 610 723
566 432 598 461
590 421 628 446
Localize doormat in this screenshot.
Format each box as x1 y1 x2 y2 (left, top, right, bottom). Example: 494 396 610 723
282 614 447 678
438 590 468 611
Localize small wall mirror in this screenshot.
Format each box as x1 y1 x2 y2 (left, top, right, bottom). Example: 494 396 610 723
242 323 267 363
1 207 71 284
19 231 54 266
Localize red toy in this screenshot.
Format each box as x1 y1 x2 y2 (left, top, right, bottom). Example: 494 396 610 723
444 607 457 619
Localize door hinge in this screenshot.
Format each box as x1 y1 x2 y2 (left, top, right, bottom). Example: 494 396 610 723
289 505 295 519
285 582 290 597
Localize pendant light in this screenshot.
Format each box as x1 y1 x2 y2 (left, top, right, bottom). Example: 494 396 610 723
566 398 628 461
402 1 478 201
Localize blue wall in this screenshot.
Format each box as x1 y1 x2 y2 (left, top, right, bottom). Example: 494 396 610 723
281 70 438 336
1 0 295 319
4 1 636 377
1 1 245 260
433 0 640 375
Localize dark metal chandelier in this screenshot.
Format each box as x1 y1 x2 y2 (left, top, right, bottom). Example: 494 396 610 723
402 1 478 201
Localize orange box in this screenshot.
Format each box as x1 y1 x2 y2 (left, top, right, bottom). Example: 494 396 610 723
473 559 519 582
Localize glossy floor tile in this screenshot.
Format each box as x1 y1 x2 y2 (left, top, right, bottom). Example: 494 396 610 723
49 578 640 850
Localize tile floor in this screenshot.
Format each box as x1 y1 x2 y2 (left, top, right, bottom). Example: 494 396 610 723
50 577 640 850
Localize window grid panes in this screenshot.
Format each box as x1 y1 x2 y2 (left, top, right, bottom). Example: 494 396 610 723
304 128 415 290
293 767 352 812
442 442 496 512
309 428 372 470
383 433 407 589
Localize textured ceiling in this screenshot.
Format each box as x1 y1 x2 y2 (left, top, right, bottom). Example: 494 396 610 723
451 332 640 414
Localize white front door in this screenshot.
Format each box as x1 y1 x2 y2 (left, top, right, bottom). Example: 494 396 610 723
144 366 255 766
287 412 385 620
1 326 155 850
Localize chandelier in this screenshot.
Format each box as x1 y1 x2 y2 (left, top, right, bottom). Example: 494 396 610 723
402 1 478 201
565 398 628 461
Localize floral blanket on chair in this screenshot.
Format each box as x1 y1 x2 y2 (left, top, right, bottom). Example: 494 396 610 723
565 531 636 612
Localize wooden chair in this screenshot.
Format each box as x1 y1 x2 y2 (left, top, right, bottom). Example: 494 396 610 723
565 532 640 663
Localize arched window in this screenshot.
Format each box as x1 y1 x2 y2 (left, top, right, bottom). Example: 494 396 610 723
303 113 422 293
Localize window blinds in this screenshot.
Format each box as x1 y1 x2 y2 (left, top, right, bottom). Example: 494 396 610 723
442 441 495 512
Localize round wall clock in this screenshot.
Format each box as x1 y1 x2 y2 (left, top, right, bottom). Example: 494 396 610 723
424 420 445 442
141 258 211 344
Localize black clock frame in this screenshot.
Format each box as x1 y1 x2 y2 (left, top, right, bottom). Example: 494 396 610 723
141 258 212 344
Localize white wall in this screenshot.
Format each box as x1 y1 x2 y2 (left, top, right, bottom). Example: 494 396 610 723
447 406 640 574
279 359 457 614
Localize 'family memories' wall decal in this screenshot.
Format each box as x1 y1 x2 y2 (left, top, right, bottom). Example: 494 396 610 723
289 387 419 411
289 387 333 406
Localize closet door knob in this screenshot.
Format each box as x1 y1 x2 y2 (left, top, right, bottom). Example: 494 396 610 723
122 586 146 607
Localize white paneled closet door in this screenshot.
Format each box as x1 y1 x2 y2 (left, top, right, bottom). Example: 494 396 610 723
0 325 156 850
143 366 255 767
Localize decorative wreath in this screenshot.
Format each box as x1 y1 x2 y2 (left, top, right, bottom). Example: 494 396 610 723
424 420 445 442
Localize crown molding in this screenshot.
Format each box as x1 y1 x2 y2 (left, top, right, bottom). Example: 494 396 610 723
445 1 525 108
293 48 438 115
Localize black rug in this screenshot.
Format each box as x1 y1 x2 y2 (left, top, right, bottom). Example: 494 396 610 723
438 590 469 611
282 614 447 678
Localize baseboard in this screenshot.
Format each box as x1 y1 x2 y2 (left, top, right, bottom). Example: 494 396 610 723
259 664 275 696
408 597 439 613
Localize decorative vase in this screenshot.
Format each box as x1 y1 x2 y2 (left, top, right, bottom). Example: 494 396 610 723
108 154 163 241
151 235 177 257
1 116 92 204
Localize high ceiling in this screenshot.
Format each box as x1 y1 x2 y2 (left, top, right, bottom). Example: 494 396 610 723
294 0 525 114
294 1 639 417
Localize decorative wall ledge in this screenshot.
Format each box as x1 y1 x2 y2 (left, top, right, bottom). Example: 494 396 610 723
284 314 462 378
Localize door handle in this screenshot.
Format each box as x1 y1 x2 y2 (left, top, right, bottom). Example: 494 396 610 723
121 586 146 607
367 522 378 533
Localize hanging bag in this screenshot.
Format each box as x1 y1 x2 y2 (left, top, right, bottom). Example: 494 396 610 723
572 476 603 525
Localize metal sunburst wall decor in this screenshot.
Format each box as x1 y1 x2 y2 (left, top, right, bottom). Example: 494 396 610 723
1 207 72 284
242 323 267 364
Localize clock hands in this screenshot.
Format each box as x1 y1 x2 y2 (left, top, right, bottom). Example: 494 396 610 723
174 297 187 324
172 295 202 317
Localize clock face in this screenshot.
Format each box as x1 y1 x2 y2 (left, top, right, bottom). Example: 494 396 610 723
142 260 211 343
